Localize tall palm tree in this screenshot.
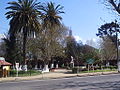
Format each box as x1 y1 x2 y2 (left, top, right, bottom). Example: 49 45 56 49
39 2 64 69
40 1 64 30
5 0 41 65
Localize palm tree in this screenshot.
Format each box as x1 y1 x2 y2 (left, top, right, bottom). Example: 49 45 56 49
5 0 41 65
39 2 64 70
40 1 64 30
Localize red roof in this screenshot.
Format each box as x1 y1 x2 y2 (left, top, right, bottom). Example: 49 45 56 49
0 60 12 66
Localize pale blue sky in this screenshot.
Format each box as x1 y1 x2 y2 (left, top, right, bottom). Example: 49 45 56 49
0 0 117 41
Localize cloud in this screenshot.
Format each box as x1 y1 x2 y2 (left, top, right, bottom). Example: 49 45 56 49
74 35 82 42
0 34 5 40
74 35 86 44
74 35 100 48
86 37 100 48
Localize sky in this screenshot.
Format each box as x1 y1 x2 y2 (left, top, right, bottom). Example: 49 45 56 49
0 0 117 44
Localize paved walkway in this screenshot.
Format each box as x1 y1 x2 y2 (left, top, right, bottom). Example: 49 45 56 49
0 69 118 82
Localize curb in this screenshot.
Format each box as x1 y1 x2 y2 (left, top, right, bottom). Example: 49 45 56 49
0 71 118 83
77 71 119 77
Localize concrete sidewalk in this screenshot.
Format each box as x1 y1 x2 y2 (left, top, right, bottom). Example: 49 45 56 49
0 70 118 82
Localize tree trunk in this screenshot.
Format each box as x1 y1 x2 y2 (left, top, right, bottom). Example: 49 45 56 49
42 60 49 73
51 63 54 69
118 61 120 72
43 64 49 73
23 29 27 65
56 63 58 68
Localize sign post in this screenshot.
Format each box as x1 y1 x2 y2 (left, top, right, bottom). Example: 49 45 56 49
86 59 95 73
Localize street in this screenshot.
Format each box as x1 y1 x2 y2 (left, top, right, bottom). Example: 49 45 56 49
0 74 120 90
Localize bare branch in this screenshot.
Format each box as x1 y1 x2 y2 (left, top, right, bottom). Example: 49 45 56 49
109 0 120 14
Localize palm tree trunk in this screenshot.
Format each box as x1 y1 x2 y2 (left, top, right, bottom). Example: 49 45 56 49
23 29 27 65
9 33 16 64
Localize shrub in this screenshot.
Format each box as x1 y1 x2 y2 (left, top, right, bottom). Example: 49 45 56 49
72 66 87 73
102 66 117 70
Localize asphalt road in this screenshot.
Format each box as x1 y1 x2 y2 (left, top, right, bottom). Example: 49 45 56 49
0 74 120 90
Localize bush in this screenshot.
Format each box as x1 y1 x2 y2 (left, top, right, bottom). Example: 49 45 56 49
72 67 79 73
10 70 17 76
72 66 87 73
102 66 117 70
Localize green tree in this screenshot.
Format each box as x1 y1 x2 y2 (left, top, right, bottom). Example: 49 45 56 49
3 35 22 64
65 30 83 66
39 2 64 64
96 22 119 46
100 0 120 72
81 45 100 64
5 0 41 65
100 36 116 65
96 22 120 66
40 2 64 30
27 25 67 64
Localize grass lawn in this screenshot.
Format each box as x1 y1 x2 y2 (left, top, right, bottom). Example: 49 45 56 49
10 70 41 77
80 69 117 73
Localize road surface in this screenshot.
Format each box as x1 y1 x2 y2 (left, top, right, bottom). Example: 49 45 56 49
0 74 120 90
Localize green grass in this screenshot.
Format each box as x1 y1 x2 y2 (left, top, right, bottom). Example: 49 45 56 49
80 69 117 73
72 66 117 74
10 70 41 77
